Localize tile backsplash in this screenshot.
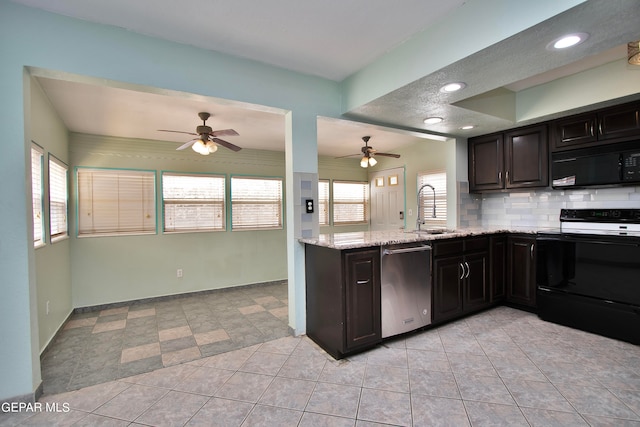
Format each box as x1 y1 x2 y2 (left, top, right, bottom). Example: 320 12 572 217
458 181 640 229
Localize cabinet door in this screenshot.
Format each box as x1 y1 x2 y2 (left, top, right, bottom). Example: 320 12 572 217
490 236 506 302
598 103 640 141
433 255 464 323
551 113 598 151
463 251 490 312
344 249 381 351
469 133 504 192
504 125 548 189
507 236 536 308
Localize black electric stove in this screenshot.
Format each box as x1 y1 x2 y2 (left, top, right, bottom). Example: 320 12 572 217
536 209 640 344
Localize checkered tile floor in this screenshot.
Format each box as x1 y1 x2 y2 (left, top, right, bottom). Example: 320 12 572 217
40 281 289 395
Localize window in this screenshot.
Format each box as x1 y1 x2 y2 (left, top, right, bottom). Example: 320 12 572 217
31 144 44 247
162 173 225 233
231 176 283 230
318 179 330 226
77 168 156 236
417 170 447 227
333 181 369 225
49 155 68 241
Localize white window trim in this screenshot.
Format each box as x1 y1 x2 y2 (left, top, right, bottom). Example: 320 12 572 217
49 154 69 243
332 180 370 226
231 176 284 231
162 172 226 234
318 179 330 226
77 167 157 238
417 169 447 228
31 143 45 248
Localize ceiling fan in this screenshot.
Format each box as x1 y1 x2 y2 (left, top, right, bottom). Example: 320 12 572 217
158 112 241 155
337 136 400 168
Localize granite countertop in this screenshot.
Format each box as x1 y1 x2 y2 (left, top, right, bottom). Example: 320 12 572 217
299 227 544 250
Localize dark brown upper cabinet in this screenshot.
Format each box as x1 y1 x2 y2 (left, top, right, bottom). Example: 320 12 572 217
551 101 640 152
469 124 548 192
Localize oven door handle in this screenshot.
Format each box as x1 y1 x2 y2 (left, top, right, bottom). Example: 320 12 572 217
536 236 640 247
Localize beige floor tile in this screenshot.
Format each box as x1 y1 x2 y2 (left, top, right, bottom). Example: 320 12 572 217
127 308 156 319
269 307 288 319
253 296 279 305
194 329 230 346
100 306 129 317
238 304 266 315
159 325 192 342
64 317 98 329
121 342 161 363
92 319 127 334
162 346 202 367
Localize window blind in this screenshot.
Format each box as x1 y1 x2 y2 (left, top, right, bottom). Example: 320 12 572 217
77 168 156 236
417 170 447 227
49 155 68 241
318 179 330 226
333 181 369 225
31 144 44 247
163 173 225 232
231 176 283 230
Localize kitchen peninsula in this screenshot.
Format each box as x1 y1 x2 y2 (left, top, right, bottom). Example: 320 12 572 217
300 228 538 358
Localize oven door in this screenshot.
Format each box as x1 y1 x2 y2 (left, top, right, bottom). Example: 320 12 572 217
536 233 640 344
537 233 640 305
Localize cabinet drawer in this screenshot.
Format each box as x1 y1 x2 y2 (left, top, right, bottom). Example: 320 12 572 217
432 239 463 257
464 236 489 252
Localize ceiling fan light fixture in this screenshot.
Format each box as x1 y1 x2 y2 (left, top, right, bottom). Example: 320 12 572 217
192 139 210 155
360 156 369 168
368 156 377 167
628 41 640 66
206 141 218 153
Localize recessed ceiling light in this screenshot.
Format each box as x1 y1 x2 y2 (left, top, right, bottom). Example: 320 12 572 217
460 125 475 130
440 82 466 93
423 117 443 125
547 32 589 50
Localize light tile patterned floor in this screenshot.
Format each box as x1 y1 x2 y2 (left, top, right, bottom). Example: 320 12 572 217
38 281 289 395
4 306 640 426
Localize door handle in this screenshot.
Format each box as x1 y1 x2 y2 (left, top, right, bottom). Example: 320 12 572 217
464 261 470 279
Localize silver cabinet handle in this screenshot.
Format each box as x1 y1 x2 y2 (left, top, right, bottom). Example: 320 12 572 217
464 261 470 279
598 122 602 136
459 263 465 280
530 243 535 260
498 171 502 183
356 280 370 285
506 170 510 184
590 124 595 137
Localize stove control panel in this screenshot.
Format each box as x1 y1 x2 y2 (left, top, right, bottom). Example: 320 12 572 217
560 208 640 223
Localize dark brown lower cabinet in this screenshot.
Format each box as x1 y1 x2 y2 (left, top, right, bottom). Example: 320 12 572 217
433 237 490 324
490 235 507 302
506 235 537 308
305 244 381 359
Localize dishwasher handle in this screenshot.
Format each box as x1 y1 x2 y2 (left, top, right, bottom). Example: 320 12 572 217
382 245 431 256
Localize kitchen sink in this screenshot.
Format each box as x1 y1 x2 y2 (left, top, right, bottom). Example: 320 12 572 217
405 229 452 235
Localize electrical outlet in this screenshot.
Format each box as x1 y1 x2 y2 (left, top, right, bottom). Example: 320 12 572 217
46 300 50 315
177 269 183 278
408 208 413 216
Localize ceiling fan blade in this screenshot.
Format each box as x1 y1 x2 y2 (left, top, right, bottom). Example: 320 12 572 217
334 153 362 159
211 129 239 137
158 129 198 136
374 152 401 158
176 139 197 151
212 137 242 152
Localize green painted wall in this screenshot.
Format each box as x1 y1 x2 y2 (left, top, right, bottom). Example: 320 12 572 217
69 134 289 307
0 1 341 400
31 78 73 353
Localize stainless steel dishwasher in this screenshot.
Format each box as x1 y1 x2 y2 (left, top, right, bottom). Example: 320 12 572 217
380 243 432 338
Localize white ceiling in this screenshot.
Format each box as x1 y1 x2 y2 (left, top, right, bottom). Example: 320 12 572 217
17 0 640 158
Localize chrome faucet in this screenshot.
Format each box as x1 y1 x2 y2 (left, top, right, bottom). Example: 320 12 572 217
416 183 436 231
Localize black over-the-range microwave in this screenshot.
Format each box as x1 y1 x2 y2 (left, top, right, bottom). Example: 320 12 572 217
552 140 640 188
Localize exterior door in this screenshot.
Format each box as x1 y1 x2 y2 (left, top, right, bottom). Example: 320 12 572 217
370 167 405 231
